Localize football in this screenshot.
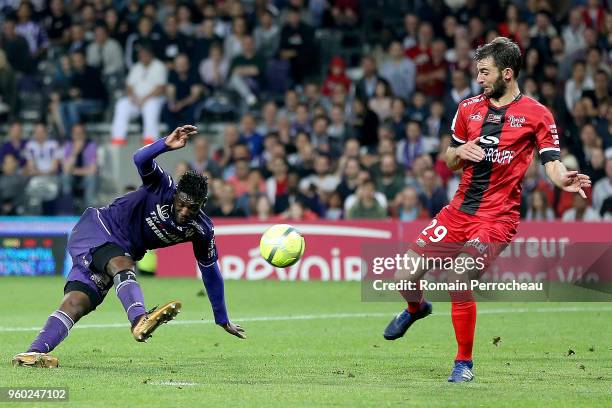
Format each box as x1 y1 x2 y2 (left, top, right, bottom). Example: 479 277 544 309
259 224 305 267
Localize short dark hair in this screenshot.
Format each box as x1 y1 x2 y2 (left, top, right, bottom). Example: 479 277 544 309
474 37 522 78
177 170 208 202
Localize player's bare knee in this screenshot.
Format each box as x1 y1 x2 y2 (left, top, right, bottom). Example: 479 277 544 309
59 292 91 322
105 256 136 277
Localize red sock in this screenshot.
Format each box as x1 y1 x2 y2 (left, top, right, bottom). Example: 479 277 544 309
399 289 423 313
450 291 476 361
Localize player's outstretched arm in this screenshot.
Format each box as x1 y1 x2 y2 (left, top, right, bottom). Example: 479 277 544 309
133 125 198 183
544 160 592 199
198 260 246 339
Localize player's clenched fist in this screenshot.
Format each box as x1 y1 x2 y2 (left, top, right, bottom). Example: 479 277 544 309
456 138 485 162
165 125 198 150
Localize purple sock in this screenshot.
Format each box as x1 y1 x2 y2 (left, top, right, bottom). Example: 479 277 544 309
28 311 74 353
113 270 147 326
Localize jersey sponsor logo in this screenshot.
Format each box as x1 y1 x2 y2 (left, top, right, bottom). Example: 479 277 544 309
156 204 170 222
480 135 500 145
465 237 488 254
486 113 502 124
483 147 515 164
462 95 485 107
469 113 483 121
507 115 525 128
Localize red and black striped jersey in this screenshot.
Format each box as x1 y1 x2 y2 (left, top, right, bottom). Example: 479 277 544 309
449 93 561 220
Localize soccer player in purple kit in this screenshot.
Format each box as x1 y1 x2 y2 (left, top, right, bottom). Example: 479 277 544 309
13 125 245 368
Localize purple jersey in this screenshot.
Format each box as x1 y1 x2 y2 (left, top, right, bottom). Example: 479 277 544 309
65 138 229 324
97 139 217 265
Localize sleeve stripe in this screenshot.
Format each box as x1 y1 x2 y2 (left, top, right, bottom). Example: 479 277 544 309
539 147 560 154
452 134 466 144
198 261 216 268
140 161 158 177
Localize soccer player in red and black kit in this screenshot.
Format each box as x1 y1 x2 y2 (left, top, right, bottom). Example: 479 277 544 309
382 37 591 382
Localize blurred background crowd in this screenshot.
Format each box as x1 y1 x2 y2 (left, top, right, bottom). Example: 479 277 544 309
0 0 610 222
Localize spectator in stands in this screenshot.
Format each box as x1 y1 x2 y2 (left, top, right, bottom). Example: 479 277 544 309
354 55 389 103
346 179 387 219
336 156 360 200
405 21 433 66
0 121 26 167
239 112 264 161
265 157 289 206
43 0 71 47
227 159 254 197
279 5 316 84
394 186 428 221
525 189 555 221
24 123 61 214
0 153 27 215
328 103 349 141
349 97 379 149
86 24 124 84
562 7 586 57
380 40 416 102
257 101 279 135
157 14 191 66
584 70 610 110
565 60 594 113
177 4 195 37
0 49 17 119
368 81 393 122
425 100 448 139
396 120 424 171
562 194 600 222
110 42 167 145
224 16 248 62
418 169 448 217
61 123 97 209
15 2 48 60
322 56 351 97
60 50 107 137
192 18 222 70
173 160 189 180
228 35 265 108
401 13 419 50
1 17 35 74
209 183 247 217
291 103 311 137
416 39 447 98
67 23 87 54
376 153 404 202
163 53 203 131
199 42 229 90
592 156 612 212
299 154 340 194
124 16 161 69
281 199 319 221
251 194 275 221
254 6 281 60
104 8 129 46
190 136 221 178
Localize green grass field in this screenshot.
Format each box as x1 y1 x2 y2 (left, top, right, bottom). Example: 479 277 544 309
1 276 611 407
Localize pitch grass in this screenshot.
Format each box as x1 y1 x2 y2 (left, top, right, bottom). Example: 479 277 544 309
1 277 611 407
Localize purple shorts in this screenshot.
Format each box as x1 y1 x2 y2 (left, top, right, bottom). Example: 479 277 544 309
64 208 128 307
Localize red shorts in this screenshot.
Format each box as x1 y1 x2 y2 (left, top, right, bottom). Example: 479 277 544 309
411 205 518 272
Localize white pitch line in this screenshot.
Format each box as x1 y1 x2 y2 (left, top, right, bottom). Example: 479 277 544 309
0 307 610 333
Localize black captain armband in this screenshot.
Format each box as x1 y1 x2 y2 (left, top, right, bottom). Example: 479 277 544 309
539 148 561 165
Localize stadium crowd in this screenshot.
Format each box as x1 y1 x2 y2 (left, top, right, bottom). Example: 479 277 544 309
0 0 610 221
